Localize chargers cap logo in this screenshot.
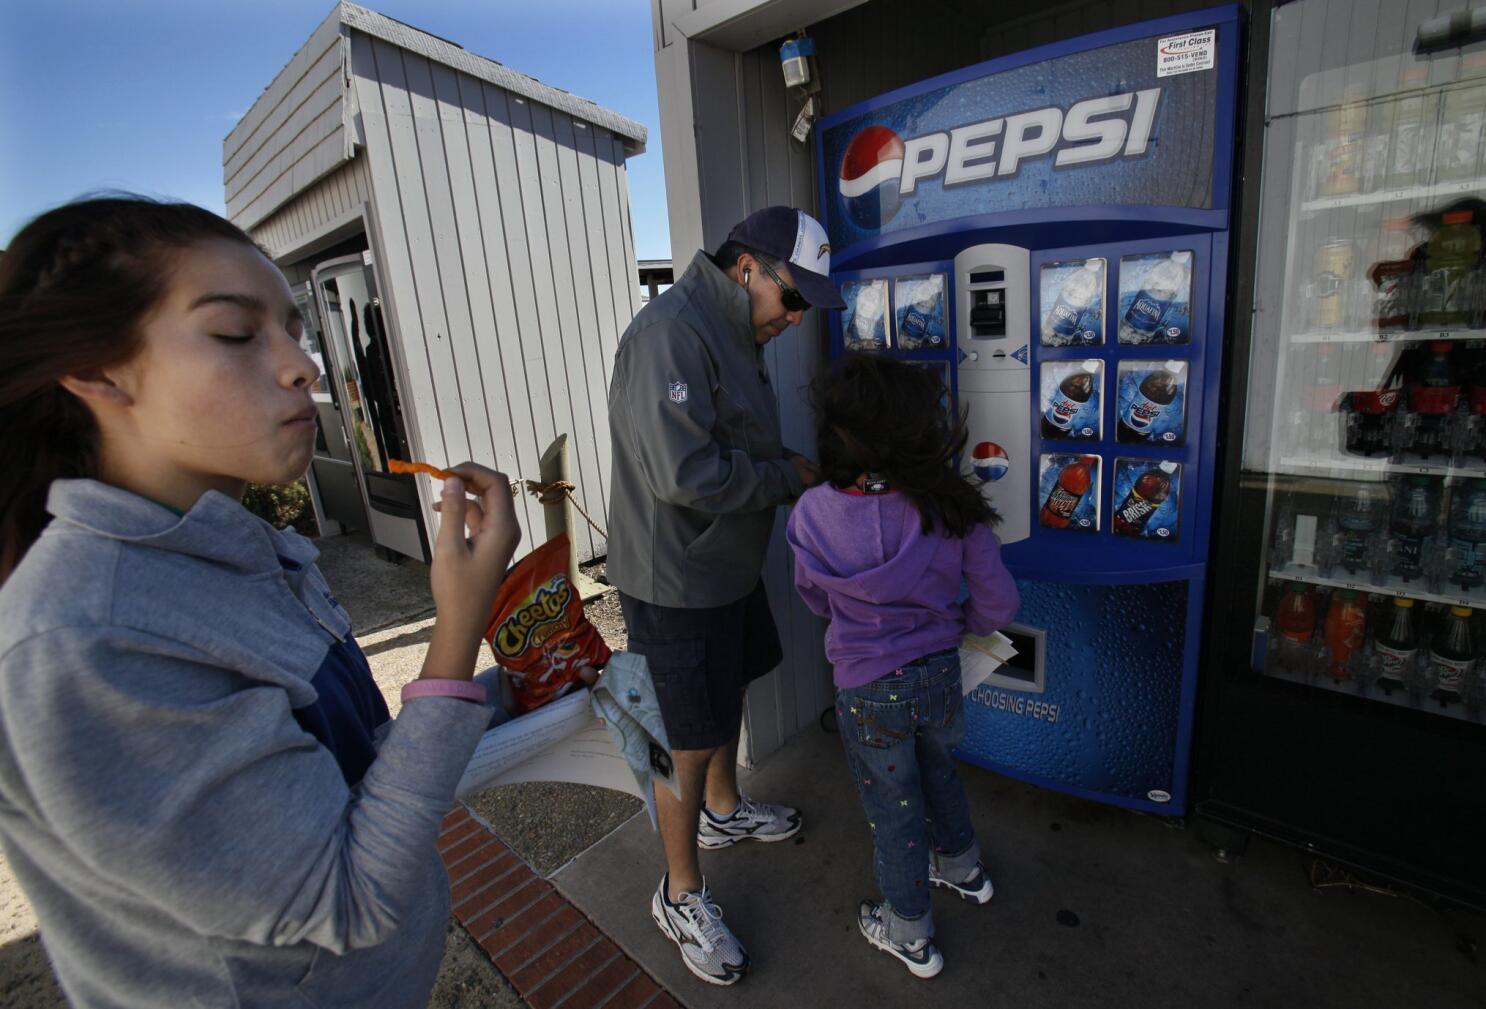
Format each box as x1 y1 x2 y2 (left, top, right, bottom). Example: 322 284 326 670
972 441 1009 482
839 125 904 229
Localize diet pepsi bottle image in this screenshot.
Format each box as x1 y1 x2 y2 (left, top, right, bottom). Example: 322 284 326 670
1046 261 1102 344
1042 369 1095 438
1112 463 1176 538
897 283 944 349
1122 252 1189 341
1118 368 1178 442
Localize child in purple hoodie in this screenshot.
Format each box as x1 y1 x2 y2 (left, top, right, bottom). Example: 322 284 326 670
786 354 1018 979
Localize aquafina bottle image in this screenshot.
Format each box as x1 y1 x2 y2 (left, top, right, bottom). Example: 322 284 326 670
1047 261 1102 343
1123 252 1189 341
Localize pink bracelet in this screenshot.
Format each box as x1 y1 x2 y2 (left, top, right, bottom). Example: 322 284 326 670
400 679 488 705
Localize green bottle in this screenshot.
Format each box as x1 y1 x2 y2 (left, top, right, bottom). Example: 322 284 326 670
1420 210 1482 327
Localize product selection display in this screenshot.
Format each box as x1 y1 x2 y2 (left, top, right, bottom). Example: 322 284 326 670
1255 53 1486 724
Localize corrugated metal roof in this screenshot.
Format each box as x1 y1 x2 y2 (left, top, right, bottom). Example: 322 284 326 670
338 2 647 151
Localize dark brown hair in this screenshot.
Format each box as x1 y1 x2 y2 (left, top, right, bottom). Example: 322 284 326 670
0 195 259 582
812 353 998 537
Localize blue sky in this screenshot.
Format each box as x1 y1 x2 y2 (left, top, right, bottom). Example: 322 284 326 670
0 0 671 258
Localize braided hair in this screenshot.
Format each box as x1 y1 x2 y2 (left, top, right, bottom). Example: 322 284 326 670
0 195 259 581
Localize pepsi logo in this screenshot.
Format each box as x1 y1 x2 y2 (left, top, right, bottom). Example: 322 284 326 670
839 126 904 229
972 441 1009 483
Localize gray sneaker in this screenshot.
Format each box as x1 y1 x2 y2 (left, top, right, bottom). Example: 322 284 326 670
650 875 749 986
929 860 994 904
857 899 943 978
697 794 802 849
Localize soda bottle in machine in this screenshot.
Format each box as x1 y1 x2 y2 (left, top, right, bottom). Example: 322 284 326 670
1385 64 1437 190
1113 462 1176 536
1389 474 1440 582
1049 262 1101 342
1425 605 1475 706
1367 217 1417 331
1333 480 1386 576
1042 368 1095 437
1123 253 1188 340
1419 211 1481 328
1303 346 1344 456
1324 589 1368 681
1373 596 1419 694
1464 349 1486 461
1119 367 1178 440
1274 582 1318 674
1449 478 1486 589
1319 83 1369 197
1311 239 1355 331
1435 52 1486 183
1406 342 1460 458
1040 456 1095 529
1344 344 1402 457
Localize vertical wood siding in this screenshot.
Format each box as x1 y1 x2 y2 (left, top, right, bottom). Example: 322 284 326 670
348 32 638 561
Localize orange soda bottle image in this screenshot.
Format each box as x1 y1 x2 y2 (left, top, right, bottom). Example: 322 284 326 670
1040 455 1096 528
1323 589 1367 681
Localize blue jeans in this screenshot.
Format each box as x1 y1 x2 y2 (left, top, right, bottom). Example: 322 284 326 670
836 649 980 943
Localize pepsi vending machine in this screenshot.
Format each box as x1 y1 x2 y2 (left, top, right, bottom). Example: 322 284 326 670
818 6 1240 815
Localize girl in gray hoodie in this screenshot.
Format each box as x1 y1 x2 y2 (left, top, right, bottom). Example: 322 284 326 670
0 197 521 1008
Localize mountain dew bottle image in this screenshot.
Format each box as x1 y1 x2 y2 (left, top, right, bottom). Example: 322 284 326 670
1048 262 1101 342
1124 253 1189 338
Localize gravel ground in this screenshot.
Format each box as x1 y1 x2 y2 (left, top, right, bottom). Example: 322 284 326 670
0 540 636 1009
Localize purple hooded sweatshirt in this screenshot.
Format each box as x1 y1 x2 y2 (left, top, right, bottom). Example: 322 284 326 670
786 485 1019 689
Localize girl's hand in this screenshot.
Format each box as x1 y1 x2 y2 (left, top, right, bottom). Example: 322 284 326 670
429 462 521 639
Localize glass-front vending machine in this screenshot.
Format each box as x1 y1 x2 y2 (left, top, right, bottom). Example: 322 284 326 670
819 6 1241 816
1200 0 1486 909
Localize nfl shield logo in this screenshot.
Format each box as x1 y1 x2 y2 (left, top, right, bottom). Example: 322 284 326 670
668 381 688 404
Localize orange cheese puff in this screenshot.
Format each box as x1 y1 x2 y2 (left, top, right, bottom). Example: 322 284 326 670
388 459 457 480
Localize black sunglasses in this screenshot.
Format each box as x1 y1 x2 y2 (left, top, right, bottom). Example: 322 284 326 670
754 257 811 313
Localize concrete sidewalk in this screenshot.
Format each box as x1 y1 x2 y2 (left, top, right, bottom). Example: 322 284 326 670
553 728 1484 1008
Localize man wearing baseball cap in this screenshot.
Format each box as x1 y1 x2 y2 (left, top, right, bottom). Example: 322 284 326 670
607 206 843 985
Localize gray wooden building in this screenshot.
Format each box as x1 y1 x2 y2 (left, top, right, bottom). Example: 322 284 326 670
226 2 646 564
651 0 1243 764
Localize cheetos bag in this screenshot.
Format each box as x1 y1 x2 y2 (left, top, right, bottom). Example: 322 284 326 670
483 533 611 714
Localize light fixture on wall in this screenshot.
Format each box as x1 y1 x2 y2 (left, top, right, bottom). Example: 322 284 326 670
780 32 821 143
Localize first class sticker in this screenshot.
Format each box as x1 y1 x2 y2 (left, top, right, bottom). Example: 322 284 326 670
1156 29 1215 77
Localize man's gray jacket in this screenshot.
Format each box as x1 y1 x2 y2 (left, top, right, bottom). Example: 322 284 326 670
607 250 805 607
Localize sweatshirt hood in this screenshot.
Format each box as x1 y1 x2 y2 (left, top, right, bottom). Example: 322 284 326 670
46 479 319 576
786 487 942 605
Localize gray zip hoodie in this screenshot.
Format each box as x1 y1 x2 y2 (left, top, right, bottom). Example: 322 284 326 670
607 250 805 607
0 480 489 1009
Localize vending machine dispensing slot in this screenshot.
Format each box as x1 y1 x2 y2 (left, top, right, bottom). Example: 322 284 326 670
967 269 1008 338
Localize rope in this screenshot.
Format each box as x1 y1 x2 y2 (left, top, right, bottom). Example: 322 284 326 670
516 478 609 541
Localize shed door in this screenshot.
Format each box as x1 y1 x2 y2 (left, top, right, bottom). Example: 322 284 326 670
311 254 429 563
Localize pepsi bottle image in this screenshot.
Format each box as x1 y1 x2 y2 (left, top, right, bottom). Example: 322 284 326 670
1123 253 1188 340
1048 262 1101 343
1118 369 1178 441
1407 342 1460 459
1112 465 1172 537
1042 370 1094 438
